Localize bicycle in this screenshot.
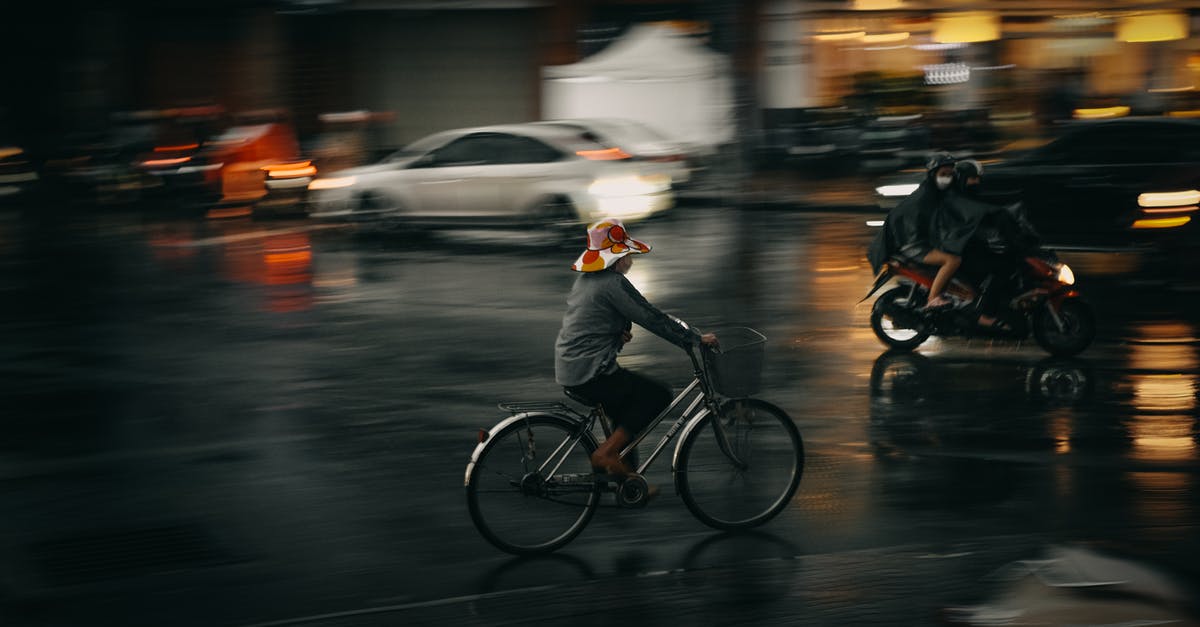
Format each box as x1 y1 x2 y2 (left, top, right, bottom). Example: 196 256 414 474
464 327 805 555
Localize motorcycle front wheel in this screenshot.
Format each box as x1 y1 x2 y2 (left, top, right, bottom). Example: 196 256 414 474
870 287 931 351
1032 297 1095 357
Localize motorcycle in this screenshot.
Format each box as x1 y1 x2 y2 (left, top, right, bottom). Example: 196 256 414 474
863 209 1096 357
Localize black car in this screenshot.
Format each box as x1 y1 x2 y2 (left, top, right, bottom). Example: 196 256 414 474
875 117 1200 252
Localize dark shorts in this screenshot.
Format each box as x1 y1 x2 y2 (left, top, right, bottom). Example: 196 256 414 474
564 367 673 436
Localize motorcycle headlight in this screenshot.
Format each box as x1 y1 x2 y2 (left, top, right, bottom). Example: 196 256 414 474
1056 262 1075 285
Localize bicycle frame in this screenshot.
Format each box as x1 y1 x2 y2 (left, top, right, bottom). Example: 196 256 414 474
466 346 748 490
628 346 749 475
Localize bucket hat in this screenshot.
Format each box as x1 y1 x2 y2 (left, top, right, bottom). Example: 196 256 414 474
571 218 650 272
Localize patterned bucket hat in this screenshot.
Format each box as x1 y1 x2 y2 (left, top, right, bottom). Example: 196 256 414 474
571 218 651 272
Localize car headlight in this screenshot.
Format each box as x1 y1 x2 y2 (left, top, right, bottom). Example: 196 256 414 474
308 176 357 191
589 174 670 197
876 183 919 197
1056 262 1075 285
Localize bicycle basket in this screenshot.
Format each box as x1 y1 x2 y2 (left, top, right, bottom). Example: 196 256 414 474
704 327 767 397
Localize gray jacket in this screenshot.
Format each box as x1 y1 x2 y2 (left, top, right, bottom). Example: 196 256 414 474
554 269 701 387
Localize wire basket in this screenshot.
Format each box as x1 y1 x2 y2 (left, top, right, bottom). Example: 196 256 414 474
704 327 767 398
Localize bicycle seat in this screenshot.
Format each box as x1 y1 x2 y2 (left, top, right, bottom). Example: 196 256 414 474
563 389 600 408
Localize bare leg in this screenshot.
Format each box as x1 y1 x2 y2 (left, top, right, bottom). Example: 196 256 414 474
923 249 962 305
590 427 634 476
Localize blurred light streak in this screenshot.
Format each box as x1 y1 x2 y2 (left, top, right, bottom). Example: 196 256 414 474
1140 206 1198 214
154 144 199 152
1073 106 1130 119
263 161 317 178
866 220 885 227
1132 375 1197 413
932 12 999 44
142 157 191 167
1138 190 1200 208
813 31 866 41
861 32 909 43
1116 11 1188 43
576 147 631 161
1132 216 1191 229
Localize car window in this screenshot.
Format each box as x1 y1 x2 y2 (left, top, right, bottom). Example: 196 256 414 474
422 134 498 166
490 135 562 164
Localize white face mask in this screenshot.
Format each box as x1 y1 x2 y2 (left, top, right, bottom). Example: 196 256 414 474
935 175 954 190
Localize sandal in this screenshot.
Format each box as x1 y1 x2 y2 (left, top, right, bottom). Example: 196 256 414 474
978 315 1012 332
922 295 953 310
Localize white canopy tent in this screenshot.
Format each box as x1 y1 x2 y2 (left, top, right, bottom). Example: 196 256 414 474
542 24 735 152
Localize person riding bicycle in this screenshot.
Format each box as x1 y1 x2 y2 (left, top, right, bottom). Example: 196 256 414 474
867 151 963 309
554 217 719 479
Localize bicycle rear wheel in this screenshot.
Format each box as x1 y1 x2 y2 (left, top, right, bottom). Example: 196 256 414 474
466 413 600 555
675 399 804 530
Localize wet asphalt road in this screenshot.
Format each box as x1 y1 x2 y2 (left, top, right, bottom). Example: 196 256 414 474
0 205 1198 626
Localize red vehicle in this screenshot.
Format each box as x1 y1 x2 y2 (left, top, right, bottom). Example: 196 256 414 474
863 219 1096 357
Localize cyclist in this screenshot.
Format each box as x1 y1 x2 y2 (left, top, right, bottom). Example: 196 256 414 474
554 217 719 479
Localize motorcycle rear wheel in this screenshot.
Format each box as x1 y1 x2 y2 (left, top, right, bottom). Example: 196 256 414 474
871 287 931 351
1032 298 1095 357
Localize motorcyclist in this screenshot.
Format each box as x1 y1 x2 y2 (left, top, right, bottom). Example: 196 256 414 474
867 151 963 309
939 159 1030 329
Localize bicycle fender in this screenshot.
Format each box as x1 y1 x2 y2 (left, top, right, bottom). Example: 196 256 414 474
463 412 596 488
670 407 712 472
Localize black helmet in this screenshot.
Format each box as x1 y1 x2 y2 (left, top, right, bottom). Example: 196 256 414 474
954 159 983 195
954 159 983 180
925 151 956 174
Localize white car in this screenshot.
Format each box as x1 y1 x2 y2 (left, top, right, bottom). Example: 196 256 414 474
306 123 674 230
532 118 693 186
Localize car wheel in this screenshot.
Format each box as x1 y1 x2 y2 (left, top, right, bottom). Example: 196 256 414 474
535 197 581 248
355 191 399 221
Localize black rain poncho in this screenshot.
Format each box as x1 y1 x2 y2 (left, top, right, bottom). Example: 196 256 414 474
866 173 947 273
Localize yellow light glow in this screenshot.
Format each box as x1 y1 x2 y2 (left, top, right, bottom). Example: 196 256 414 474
1073 106 1130 119
853 0 904 9
576 148 632 161
0 147 26 159
1138 190 1200 208
1132 216 1192 229
813 31 867 41
1116 11 1188 43
142 157 192 167
263 161 317 178
308 176 357 191
1167 110 1200 118
932 12 999 44
861 32 910 43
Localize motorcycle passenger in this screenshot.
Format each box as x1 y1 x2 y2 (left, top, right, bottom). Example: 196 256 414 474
941 159 1024 329
867 151 963 309
554 218 719 481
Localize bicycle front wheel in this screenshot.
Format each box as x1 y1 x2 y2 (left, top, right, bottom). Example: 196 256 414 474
676 399 804 530
466 414 600 555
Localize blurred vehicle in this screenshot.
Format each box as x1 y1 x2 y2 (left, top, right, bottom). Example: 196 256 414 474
755 107 863 170
0 143 40 205
922 108 1000 157
309 110 394 176
306 123 673 231
195 114 315 217
533 118 693 186
857 114 928 173
45 107 223 208
874 118 1200 251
